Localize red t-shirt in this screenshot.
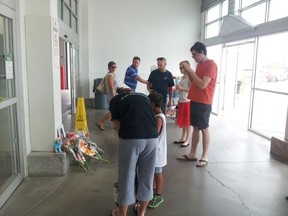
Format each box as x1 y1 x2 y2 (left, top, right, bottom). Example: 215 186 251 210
187 60 217 105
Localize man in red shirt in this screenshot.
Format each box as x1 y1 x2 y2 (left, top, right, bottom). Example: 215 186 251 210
177 42 217 167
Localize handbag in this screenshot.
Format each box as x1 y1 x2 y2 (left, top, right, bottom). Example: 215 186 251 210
96 77 106 94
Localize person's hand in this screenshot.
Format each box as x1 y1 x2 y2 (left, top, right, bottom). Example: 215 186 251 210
181 62 194 74
176 84 183 91
167 100 171 108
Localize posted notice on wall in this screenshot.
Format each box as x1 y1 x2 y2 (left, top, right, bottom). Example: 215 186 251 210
51 17 60 70
5 53 13 80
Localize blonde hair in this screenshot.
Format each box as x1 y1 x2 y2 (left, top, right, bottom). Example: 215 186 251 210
179 60 190 65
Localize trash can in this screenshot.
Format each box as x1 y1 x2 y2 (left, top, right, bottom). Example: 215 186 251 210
94 78 108 109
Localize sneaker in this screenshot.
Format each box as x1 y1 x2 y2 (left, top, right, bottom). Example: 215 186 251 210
148 195 164 208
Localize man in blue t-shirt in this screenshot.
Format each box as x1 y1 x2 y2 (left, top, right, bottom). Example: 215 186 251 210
124 56 148 91
147 57 175 113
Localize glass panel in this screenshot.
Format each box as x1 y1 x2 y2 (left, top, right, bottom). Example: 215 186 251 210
241 3 266 26
269 0 288 22
221 40 255 127
64 0 70 5
255 32 288 93
206 21 220 38
0 104 20 192
63 5 70 27
72 15 77 33
251 90 287 138
207 4 220 23
71 0 77 15
0 17 15 101
242 0 262 8
58 0 62 19
222 0 228 17
207 45 222 115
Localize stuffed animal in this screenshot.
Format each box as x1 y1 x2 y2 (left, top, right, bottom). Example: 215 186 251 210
54 137 63 153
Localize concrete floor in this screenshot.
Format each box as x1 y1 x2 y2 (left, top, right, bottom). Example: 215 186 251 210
1 108 288 216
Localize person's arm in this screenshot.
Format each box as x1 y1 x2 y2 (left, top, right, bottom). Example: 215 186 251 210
181 62 211 89
112 119 120 135
155 116 163 134
107 74 115 97
167 86 173 107
177 84 190 92
147 82 153 93
135 75 149 84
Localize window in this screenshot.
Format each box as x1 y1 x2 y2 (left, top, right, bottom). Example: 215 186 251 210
241 0 262 8
251 32 288 138
205 0 228 39
58 0 78 33
269 0 288 22
203 0 288 39
0 13 22 208
241 2 266 25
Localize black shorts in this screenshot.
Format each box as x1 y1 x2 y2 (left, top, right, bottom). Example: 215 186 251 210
190 101 211 130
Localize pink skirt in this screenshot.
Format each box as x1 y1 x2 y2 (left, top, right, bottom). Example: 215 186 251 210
176 101 190 128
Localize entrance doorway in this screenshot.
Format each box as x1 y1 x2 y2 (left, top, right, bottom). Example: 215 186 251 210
221 40 255 127
59 39 78 122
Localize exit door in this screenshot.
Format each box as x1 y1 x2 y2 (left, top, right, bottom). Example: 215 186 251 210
60 39 78 122
221 40 255 127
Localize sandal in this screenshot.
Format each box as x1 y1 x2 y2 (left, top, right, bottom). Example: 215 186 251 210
95 122 105 130
177 155 197 161
196 159 208 167
111 208 120 216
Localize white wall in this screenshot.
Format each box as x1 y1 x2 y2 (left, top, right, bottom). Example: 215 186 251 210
80 0 201 97
25 0 62 151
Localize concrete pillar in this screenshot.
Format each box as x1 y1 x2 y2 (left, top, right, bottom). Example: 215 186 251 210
25 0 61 152
285 106 288 141
25 0 69 176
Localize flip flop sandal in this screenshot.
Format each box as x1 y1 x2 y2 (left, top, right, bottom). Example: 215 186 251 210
177 155 198 161
196 159 208 167
173 140 185 144
95 122 105 130
180 143 190 148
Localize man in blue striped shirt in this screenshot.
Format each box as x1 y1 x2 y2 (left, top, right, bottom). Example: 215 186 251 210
124 56 148 91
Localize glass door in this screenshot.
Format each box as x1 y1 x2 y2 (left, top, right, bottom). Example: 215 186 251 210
0 13 23 208
60 39 78 122
221 40 255 127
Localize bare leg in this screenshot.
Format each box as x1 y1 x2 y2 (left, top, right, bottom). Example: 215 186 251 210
97 112 111 128
155 173 163 195
180 127 187 141
183 126 192 144
119 205 128 216
112 205 128 216
201 128 210 160
138 201 149 216
187 127 200 158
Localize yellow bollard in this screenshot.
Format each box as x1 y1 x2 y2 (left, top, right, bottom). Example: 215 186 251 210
75 97 89 134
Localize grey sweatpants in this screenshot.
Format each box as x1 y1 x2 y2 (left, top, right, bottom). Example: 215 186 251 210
117 138 157 206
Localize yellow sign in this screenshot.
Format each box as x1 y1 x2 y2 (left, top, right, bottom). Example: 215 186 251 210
75 97 89 134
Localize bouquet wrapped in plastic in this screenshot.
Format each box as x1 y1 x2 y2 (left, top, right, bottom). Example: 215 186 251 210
57 130 109 172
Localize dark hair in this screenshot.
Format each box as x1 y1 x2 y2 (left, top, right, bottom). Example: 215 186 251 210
190 42 207 56
148 92 163 108
157 57 167 62
133 56 141 61
108 61 116 68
